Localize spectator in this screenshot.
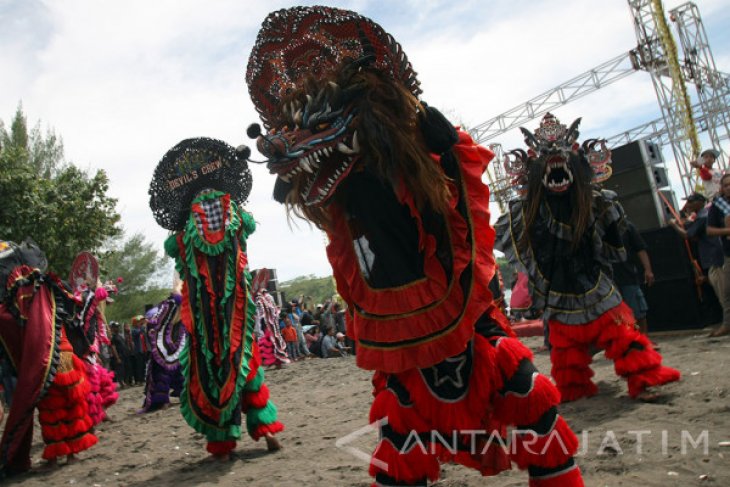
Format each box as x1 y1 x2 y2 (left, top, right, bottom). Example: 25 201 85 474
612 220 655 337
286 303 311 357
123 323 137 386
678 192 707 221
109 322 128 388
332 302 346 335
705 173 730 337
321 326 345 358
280 315 299 361
668 193 724 316
304 327 322 357
130 315 149 385
335 332 351 356
690 148 722 199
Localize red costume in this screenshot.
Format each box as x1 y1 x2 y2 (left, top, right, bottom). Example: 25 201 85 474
0 241 96 474
246 7 583 486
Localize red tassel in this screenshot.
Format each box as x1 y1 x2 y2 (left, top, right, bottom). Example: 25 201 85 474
530 464 584 487
206 440 236 456
369 387 429 433
556 382 598 403
494 374 561 426
493 337 534 381
242 383 270 411
368 438 441 484
250 421 284 441
627 366 681 398
511 416 578 470
551 367 594 387
549 347 592 369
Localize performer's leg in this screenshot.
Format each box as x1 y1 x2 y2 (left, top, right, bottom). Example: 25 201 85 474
242 367 284 444
549 344 596 402
368 372 440 487
489 336 583 487
597 303 680 398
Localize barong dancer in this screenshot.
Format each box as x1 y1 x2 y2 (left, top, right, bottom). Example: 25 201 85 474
255 289 290 368
246 7 583 486
493 113 680 402
67 252 119 425
149 138 283 459
0 240 96 475
139 291 187 412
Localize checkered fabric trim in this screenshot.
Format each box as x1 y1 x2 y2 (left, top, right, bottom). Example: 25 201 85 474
194 198 229 234
713 194 730 216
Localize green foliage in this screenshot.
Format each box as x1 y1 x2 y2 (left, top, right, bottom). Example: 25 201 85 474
0 104 121 274
279 274 336 307
100 232 172 322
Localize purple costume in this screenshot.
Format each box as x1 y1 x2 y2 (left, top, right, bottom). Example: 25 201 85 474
140 294 187 412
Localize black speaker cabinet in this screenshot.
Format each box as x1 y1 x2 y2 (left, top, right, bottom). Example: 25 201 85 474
606 140 672 232
639 227 721 331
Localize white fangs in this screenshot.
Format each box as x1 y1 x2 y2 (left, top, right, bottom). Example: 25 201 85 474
300 158 313 173
543 159 573 190
336 132 360 155
337 141 356 155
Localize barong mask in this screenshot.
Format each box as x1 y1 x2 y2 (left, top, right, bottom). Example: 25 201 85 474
246 6 425 210
504 113 612 196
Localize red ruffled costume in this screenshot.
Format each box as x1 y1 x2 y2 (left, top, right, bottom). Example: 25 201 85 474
328 133 583 486
37 330 98 460
246 7 583 485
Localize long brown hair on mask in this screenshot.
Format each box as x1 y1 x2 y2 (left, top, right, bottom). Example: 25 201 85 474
518 151 594 253
281 67 452 231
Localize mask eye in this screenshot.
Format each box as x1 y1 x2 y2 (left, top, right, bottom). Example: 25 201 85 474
316 122 330 131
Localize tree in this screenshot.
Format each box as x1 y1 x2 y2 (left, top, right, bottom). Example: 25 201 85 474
0 104 121 274
100 232 172 322
279 274 336 307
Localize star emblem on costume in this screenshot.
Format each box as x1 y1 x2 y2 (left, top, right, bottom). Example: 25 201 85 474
430 353 468 389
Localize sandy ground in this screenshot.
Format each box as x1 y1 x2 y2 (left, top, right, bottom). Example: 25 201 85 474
4 331 730 487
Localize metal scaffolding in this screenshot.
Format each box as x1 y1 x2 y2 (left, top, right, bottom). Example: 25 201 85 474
477 1 729 209
469 53 639 144
670 2 730 166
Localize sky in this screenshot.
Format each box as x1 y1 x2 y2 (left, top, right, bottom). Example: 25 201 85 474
1 0 729 282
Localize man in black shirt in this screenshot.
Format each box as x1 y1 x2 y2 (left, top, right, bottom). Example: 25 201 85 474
669 193 724 316
613 220 655 336
109 322 129 388
706 173 730 337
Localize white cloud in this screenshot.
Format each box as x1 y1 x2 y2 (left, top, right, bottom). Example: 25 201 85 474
2 0 729 281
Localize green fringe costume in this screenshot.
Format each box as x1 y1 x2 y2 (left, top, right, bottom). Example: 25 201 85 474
165 190 283 455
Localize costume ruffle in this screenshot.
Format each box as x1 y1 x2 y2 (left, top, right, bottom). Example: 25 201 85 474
38 347 97 460
494 195 624 324
327 130 496 373
166 192 283 444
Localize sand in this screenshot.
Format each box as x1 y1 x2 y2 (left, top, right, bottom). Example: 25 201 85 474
4 332 729 487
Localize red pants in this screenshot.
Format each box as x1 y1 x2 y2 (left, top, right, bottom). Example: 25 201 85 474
549 302 680 402
368 334 584 487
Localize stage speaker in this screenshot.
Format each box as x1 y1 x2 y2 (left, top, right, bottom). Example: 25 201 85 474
266 268 279 293
644 278 721 331
639 227 721 331
606 140 671 231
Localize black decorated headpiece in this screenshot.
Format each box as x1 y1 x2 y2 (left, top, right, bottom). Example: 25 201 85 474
246 5 421 130
520 112 581 155
149 138 252 231
505 113 613 188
